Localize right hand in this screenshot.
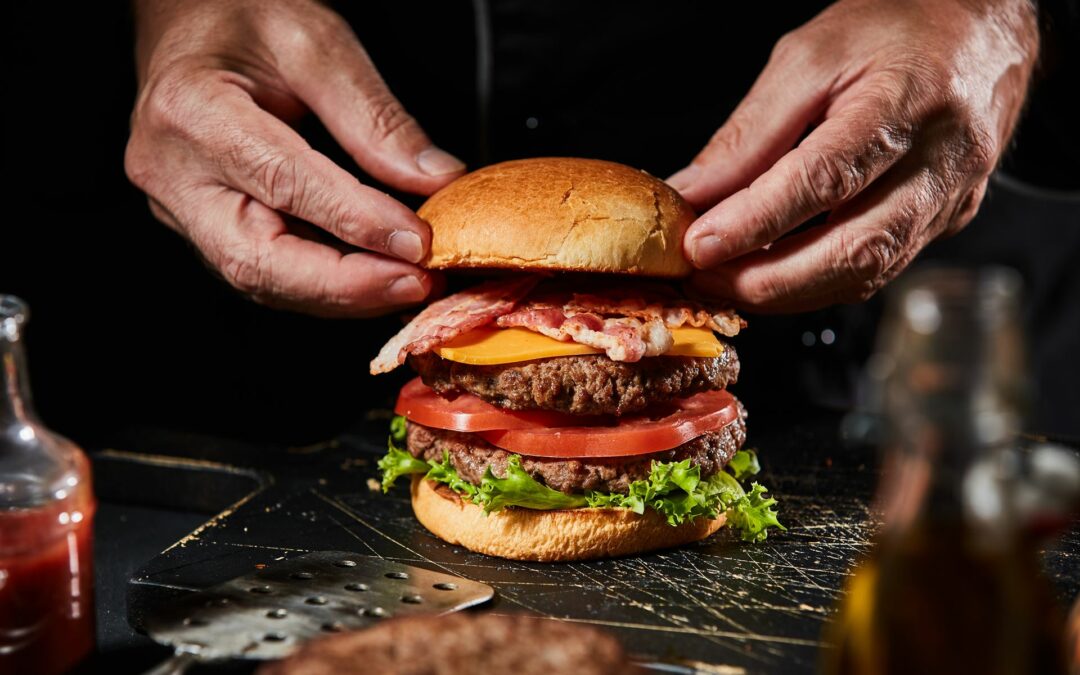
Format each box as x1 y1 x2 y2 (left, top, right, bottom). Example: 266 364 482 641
125 0 465 317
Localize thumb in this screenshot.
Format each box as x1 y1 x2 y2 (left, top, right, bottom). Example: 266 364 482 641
667 38 831 211
279 22 465 195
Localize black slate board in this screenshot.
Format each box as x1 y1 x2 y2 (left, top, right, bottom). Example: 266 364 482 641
116 412 1079 674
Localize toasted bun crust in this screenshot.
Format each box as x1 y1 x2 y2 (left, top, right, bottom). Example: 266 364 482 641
418 158 695 278
411 476 725 561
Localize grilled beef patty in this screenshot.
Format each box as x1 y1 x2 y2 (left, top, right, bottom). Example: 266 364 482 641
405 401 747 496
408 347 739 416
258 612 633 675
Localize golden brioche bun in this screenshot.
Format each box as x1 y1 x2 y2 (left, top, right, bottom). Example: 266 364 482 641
410 476 725 562
418 158 695 278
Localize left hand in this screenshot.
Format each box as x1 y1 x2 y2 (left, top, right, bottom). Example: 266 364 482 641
670 0 1038 312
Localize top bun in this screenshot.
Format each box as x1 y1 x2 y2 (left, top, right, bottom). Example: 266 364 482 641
418 158 695 278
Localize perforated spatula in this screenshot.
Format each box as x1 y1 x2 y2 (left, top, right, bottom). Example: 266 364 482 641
139 551 495 675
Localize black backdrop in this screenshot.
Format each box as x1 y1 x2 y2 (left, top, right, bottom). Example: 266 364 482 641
5 2 1078 447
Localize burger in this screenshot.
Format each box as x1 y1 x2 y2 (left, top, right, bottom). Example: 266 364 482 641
371 158 782 561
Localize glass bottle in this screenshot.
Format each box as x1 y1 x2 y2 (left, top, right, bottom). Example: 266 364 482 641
822 267 1068 675
0 295 96 674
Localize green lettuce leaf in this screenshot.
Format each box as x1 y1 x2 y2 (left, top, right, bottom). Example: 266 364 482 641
727 449 761 481
377 442 429 493
474 456 588 513
389 414 407 445
426 451 478 498
726 482 785 543
376 419 783 542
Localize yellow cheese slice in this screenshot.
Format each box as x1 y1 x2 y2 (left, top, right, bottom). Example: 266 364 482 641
435 326 723 365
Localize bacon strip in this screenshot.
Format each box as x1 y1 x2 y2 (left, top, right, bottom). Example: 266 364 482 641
497 310 673 362
372 277 745 371
493 283 744 362
566 292 744 337
369 276 540 374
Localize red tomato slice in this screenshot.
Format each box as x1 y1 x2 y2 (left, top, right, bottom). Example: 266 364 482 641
394 377 740 458
477 389 738 457
394 377 583 431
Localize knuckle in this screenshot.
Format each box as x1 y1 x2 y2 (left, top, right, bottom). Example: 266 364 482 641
126 71 203 189
137 69 200 137
957 118 998 177
219 242 269 297
248 150 307 214
797 151 866 207
123 135 152 189
842 229 902 286
269 2 347 57
707 114 749 158
950 180 988 233
770 30 807 65
769 28 831 72
364 93 418 145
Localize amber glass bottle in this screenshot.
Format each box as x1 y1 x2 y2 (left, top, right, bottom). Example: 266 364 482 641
823 268 1068 675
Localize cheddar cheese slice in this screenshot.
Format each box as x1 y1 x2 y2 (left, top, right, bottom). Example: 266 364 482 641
435 326 723 365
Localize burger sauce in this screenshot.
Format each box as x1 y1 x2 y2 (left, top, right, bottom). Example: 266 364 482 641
1 296 96 674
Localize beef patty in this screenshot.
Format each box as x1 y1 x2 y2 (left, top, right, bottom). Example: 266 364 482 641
405 402 747 495
409 346 739 416
258 613 631 675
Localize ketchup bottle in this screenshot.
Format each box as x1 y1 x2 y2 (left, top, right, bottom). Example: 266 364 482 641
0 296 95 674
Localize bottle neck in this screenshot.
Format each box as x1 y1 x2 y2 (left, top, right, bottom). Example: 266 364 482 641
1 327 35 426
872 268 1026 544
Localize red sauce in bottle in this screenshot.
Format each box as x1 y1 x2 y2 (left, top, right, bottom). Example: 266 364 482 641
1 454 96 675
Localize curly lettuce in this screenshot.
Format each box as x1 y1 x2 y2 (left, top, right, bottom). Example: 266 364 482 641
473 456 588 512
378 416 784 542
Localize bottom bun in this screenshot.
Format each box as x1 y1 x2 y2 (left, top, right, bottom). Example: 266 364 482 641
410 476 726 561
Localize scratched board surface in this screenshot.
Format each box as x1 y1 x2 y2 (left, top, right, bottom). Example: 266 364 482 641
125 412 1079 674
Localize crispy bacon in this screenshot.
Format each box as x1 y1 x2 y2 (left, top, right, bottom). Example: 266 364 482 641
369 276 540 374
565 292 744 337
495 307 569 340
493 282 743 361
497 310 673 362
371 277 745 371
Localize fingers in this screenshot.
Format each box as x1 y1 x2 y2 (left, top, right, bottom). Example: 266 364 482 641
207 86 433 263
688 165 954 313
191 187 437 317
667 34 833 211
276 12 464 195
684 87 915 270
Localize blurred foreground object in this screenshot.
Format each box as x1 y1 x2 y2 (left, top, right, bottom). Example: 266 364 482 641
0 296 96 674
258 612 637 675
1069 596 1080 674
824 268 1077 674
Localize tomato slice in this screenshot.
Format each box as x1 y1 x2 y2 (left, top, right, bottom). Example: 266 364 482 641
394 377 740 458
477 389 738 458
394 377 583 431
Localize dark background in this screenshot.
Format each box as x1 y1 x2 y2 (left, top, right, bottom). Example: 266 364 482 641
5 1 1079 449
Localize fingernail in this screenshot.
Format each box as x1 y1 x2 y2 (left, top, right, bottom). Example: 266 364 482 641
667 165 701 192
386 275 427 303
388 231 424 263
690 234 726 269
416 147 466 176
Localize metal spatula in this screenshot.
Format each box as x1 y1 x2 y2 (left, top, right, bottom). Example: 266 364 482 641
140 551 495 675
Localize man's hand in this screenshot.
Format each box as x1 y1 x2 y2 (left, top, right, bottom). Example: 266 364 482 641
125 0 465 317
670 0 1037 312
